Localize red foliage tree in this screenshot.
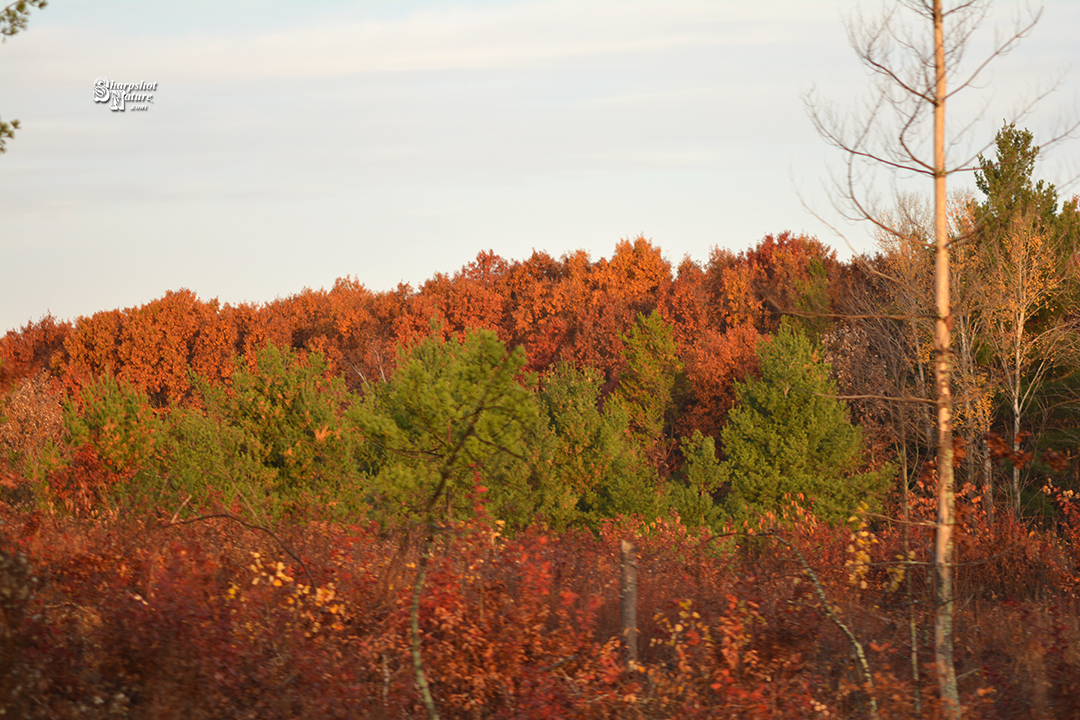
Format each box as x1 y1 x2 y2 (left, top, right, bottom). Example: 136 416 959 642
58 291 240 406
0 314 72 392
677 324 763 441
705 232 841 335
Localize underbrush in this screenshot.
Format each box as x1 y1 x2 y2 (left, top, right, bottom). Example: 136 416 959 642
1 491 1079 719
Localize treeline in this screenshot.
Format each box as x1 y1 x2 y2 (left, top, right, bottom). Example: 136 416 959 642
1 229 877 522
0 231 833 431
3 126 1080 526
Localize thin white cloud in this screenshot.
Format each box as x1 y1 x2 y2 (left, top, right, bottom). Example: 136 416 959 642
2 0 828 86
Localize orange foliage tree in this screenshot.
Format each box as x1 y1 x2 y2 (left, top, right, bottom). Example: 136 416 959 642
58 291 239 407
0 314 71 392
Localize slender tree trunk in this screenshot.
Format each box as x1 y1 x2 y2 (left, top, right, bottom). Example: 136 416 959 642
411 536 440 720
620 540 639 670
983 436 995 526
1012 392 1022 513
958 314 995 526
932 1 960 716
899 421 922 714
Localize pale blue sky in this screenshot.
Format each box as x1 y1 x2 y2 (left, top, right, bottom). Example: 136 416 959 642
2 0 1078 333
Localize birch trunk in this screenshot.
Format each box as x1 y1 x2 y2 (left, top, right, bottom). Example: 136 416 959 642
932 0 960 715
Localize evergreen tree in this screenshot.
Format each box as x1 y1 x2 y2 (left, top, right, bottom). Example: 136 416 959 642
609 310 683 471
970 124 1080 513
667 430 726 528
974 122 1061 235
720 319 889 523
168 344 362 517
351 329 546 527
537 362 659 526
65 372 163 477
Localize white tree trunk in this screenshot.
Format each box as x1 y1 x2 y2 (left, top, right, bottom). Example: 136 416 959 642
932 0 960 715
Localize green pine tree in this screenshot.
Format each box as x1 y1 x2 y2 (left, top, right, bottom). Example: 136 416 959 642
667 430 726 528
350 329 546 527
974 122 1061 235
537 362 659 527
610 311 682 442
167 344 362 518
720 319 890 523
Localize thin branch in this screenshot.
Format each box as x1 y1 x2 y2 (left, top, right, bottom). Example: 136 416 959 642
782 308 937 322
161 512 316 590
813 391 938 406
770 533 880 720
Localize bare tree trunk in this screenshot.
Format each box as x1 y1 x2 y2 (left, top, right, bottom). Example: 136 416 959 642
899 419 923 714
983 434 995 526
1012 393 1023 513
411 537 440 720
931 1 960 715
620 539 638 669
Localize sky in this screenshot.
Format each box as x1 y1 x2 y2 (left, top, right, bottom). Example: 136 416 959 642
2 0 1078 334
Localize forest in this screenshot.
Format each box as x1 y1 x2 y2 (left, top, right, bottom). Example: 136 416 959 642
1 122 1079 718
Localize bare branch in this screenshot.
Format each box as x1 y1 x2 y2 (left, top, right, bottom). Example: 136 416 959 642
813 391 938 406
161 512 316 590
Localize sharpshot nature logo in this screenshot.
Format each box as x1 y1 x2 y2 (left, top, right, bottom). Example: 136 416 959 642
93 78 157 112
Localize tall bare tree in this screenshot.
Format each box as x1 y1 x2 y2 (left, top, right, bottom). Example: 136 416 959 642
805 1 1052 714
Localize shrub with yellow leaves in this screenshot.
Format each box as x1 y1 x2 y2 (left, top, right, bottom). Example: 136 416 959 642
845 503 879 590
227 550 346 641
